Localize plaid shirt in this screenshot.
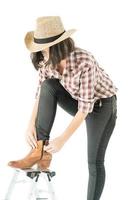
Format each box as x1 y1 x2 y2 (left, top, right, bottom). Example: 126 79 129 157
35 47 118 114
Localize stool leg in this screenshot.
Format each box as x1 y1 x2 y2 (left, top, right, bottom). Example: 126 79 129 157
27 175 40 200
35 173 49 200
42 172 56 200
5 170 19 200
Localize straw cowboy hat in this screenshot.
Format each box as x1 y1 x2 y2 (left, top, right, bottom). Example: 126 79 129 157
24 16 77 52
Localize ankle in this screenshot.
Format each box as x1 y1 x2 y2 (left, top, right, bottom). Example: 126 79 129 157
43 140 49 146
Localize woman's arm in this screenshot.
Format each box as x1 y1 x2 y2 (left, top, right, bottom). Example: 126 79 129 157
45 110 88 153
27 97 39 129
25 97 40 148
61 110 88 143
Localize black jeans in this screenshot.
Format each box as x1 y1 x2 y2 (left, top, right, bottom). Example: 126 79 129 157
35 78 117 200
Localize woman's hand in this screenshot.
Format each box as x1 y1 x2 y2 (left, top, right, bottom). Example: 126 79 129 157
44 136 66 153
25 125 37 148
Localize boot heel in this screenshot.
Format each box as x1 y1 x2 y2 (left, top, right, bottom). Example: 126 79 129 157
37 140 52 171
37 151 52 171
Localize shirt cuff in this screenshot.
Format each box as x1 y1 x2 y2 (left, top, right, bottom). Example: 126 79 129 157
78 99 95 114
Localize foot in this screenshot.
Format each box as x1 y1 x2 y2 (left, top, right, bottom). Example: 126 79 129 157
8 140 44 169
36 140 52 171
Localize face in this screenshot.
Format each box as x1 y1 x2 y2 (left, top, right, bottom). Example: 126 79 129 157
42 47 49 60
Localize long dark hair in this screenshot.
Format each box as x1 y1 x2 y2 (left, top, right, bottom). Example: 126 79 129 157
30 37 75 71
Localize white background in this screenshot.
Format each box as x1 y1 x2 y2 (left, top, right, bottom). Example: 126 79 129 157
0 0 140 199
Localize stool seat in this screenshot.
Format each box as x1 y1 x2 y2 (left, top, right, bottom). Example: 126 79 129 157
5 167 56 200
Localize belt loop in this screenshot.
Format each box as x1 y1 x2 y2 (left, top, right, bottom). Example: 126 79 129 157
99 99 102 107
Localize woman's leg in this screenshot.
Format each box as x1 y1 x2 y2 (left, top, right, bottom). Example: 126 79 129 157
57 87 117 200
85 96 117 200
35 78 117 200
56 86 117 200
35 78 78 141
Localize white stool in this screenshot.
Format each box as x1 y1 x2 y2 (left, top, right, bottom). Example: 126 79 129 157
5 168 56 200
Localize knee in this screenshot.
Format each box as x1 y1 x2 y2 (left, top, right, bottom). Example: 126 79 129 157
88 162 97 176
40 79 57 95
41 79 54 89
88 160 104 175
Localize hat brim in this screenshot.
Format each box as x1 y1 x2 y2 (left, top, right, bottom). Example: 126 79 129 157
24 29 77 52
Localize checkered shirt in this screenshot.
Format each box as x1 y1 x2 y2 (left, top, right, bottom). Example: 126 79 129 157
35 47 118 114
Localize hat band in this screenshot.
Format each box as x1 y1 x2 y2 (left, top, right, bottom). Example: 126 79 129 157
34 30 65 44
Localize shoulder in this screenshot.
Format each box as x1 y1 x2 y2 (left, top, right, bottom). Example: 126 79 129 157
71 46 98 70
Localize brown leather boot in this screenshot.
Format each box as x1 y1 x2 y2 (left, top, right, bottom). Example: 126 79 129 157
36 140 52 171
8 140 44 169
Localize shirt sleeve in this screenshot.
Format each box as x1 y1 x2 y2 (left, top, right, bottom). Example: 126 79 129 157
35 67 46 99
78 64 96 114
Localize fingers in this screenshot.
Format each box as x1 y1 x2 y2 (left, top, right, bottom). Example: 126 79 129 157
34 132 37 141
44 146 54 153
45 145 53 151
44 145 52 151
26 137 35 149
33 127 37 141
30 134 37 148
26 134 37 148
44 144 55 153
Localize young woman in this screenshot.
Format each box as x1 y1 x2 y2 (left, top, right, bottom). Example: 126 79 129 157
8 16 118 200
